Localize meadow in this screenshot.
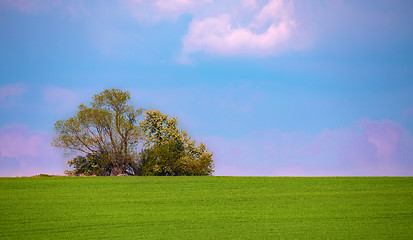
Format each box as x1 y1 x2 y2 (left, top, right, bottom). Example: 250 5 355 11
1 176 412 239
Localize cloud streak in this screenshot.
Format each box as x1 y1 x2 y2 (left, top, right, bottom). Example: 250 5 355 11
0 82 26 100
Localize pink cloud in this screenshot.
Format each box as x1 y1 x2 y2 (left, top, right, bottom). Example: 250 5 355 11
0 125 41 158
202 119 413 176
0 124 66 177
0 82 26 100
0 82 27 108
360 119 413 175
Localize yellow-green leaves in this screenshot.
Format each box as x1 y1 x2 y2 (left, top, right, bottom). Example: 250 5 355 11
140 109 181 147
139 109 214 176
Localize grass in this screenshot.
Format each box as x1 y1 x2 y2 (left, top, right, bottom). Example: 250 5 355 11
1 177 412 239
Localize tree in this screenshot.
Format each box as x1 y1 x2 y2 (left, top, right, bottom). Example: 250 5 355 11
52 89 214 176
139 110 214 176
52 89 143 176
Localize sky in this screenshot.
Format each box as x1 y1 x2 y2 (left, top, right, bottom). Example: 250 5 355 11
0 0 413 177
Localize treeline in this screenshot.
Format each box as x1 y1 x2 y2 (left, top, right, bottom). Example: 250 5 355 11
52 89 214 176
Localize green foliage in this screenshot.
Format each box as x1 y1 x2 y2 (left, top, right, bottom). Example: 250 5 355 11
65 152 139 176
139 110 214 176
1 177 413 239
65 153 106 176
52 89 143 176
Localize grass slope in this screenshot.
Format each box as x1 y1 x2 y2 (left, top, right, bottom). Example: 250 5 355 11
1 177 412 239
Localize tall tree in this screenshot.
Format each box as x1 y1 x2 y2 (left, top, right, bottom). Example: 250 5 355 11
52 89 143 175
139 110 214 176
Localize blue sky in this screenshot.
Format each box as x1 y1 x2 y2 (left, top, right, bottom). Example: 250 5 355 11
1 0 412 176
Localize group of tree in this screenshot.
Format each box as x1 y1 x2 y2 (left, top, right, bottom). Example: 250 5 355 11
52 88 214 176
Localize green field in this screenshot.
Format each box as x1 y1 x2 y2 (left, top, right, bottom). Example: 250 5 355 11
1 177 412 239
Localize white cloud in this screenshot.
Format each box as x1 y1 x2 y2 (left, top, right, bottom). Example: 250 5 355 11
182 14 294 56
182 0 297 56
252 0 291 28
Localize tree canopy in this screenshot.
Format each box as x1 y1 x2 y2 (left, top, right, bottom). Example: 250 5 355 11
139 110 214 176
52 88 214 176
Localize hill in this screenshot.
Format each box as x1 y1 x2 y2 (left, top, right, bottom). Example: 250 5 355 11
1 177 412 239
